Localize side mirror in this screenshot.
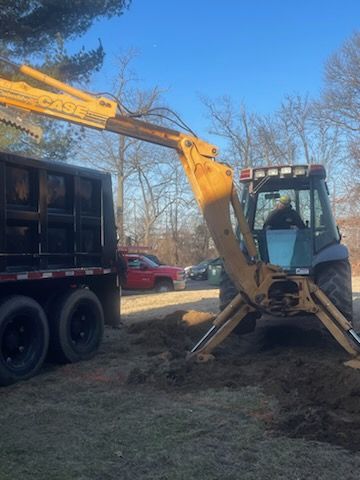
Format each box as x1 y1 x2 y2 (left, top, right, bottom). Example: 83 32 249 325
140 263 148 270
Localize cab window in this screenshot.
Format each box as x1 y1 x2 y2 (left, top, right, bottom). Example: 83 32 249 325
253 188 310 230
127 258 141 269
313 183 339 251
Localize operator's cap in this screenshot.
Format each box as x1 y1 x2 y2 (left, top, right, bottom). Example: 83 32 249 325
279 194 291 205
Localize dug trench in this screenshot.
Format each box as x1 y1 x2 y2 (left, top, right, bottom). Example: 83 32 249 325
126 310 360 452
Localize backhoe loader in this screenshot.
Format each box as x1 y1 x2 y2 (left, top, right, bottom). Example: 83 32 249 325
219 163 353 335
0 58 359 370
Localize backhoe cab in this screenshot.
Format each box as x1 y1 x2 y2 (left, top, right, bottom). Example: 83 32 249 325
230 164 352 321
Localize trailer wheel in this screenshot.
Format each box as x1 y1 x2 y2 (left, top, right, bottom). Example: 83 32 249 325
49 289 104 363
0 296 49 386
155 279 174 292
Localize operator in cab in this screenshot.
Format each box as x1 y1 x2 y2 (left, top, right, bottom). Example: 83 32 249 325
263 194 305 229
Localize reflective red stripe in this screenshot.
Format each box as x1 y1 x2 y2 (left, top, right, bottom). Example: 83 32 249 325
74 269 86 276
92 268 103 275
28 272 43 280
52 271 66 278
0 274 17 282
0 267 116 283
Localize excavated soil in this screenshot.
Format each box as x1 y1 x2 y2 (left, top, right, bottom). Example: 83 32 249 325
126 310 360 451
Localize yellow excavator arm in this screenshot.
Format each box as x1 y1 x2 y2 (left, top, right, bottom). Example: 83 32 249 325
0 59 359 366
0 62 117 129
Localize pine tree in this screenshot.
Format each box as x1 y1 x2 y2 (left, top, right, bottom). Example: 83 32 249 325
0 0 131 159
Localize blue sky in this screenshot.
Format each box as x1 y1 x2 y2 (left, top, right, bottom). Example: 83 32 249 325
73 0 360 140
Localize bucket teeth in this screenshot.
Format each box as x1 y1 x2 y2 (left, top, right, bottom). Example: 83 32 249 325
0 106 42 142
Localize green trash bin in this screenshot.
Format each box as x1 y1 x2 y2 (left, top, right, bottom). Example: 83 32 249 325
208 264 223 286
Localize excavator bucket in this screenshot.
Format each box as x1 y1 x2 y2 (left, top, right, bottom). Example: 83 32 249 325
0 106 42 142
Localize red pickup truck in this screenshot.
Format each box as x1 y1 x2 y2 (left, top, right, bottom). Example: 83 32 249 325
122 253 186 292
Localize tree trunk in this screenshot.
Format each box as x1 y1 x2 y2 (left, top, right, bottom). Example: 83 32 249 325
116 172 124 244
116 136 126 244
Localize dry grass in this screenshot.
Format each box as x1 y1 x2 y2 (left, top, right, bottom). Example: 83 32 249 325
1 320 360 480
121 288 219 324
1 279 360 479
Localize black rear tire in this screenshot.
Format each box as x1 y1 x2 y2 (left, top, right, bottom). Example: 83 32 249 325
219 269 238 312
219 269 258 335
0 296 49 386
49 288 104 363
315 260 353 322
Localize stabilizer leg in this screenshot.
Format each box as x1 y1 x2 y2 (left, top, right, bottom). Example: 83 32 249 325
312 286 360 368
187 293 254 362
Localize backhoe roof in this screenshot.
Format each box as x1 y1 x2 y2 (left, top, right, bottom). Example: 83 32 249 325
240 164 326 182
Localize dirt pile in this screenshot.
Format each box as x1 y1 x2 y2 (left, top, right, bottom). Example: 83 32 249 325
127 310 360 451
270 356 360 450
127 310 214 357
248 325 360 451
126 310 214 386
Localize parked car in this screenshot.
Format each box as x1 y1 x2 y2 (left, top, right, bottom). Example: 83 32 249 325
184 265 193 278
122 254 186 292
186 258 221 280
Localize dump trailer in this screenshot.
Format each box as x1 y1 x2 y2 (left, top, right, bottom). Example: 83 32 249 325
0 150 119 385
0 59 360 374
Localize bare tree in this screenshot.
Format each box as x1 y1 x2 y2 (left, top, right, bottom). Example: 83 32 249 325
323 31 360 132
320 32 360 214
278 95 343 174
255 114 291 165
203 92 342 171
278 95 312 164
75 50 213 265
77 50 165 243
201 95 258 169
126 147 176 245
163 160 195 263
